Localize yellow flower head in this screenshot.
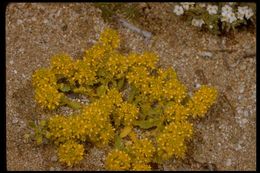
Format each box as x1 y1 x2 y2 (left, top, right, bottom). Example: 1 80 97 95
187 85 218 118
99 28 120 50
126 138 155 164
132 163 152 171
105 149 131 171
50 53 75 78
32 68 63 110
156 120 193 160
57 141 84 167
115 102 139 127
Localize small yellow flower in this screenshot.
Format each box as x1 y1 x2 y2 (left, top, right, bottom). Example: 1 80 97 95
105 149 131 171
57 141 84 167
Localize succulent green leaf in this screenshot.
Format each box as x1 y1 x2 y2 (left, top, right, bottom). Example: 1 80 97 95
114 135 124 150
120 126 132 138
96 85 107 96
133 118 161 129
60 84 71 92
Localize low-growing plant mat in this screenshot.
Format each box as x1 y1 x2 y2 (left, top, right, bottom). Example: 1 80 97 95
6 3 256 171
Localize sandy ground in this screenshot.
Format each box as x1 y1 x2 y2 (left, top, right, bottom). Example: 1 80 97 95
6 3 256 171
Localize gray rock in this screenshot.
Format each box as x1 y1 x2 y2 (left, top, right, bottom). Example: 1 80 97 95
199 51 213 58
240 65 247 71
51 155 58 162
244 110 249 117
239 86 245 93
225 159 232 166
55 167 61 171
12 117 19 124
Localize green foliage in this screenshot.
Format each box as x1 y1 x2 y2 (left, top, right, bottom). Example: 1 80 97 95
31 28 218 169
94 3 141 23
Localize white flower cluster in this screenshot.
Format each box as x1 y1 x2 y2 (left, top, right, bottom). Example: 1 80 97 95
191 18 205 27
221 5 237 23
207 5 218 15
180 2 195 10
221 4 254 23
173 2 255 32
173 5 184 16
173 3 195 16
237 6 254 20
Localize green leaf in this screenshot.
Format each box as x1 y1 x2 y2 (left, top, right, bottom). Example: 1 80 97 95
114 135 124 150
60 84 71 92
28 121 36 129
133 118 161 129
127 85 138 103
45 131 51 139
152 155 163 164
120 126 132 138
117 78 125 90
147 107 163 117
36 136 43 145
61 96 82 110
39 120 46 127
96 85 107 96
97 69 107 77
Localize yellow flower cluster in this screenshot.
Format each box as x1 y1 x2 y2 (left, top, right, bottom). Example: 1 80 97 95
72 59 96 86
127 52 159 69
99 88 123 112
81 101 115 147
57 140 84 167
187 85 218 118
105 149 131 171
156 120 193 161
31 28 219 170
115 102 139 127
126 138 155 164
106 51 129 79
47 89 122 147
84 44 107 70
50 53 75 79
32 68 63 110
164 103 189 122
105 137 155 171
99 28 120 50
47 115 74 144
132 163 152 171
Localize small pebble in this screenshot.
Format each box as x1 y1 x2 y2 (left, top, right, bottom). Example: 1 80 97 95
9 60 14 65
244 110 249 117
239 87 245 94
241 118 248 125
31 17 37 21
14 70 17 74
199 51 213 58
235 143 242 151
56 167 61 171
226 159 232 166
12 117 19 124
195 83 201 89
17 19 23 25
240 65 247 71
43 19 48 24
50 167 55 171
51 155 58 162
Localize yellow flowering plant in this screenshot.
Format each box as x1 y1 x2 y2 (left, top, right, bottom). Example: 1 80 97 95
30 28 218 170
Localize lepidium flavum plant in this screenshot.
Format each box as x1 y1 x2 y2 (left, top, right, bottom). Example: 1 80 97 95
29 28 218 170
